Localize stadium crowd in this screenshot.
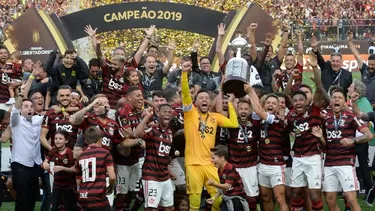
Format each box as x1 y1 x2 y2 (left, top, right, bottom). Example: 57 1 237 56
0 1 375 211
268 0 375 40
0 21 375 211
1 0 375 43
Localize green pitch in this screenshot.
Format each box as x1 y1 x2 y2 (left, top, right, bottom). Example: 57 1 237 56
1 198 374 210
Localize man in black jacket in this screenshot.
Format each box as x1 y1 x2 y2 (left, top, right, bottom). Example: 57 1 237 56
190 40 221 93
311 35 352 99
193 55 221 93
167 56 202 96
81 58 103 99
46 49 90 106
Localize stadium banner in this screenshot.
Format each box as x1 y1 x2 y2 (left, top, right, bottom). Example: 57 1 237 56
301 54 369 72
60 2 229 40
317 41 371 55
4 2 234 62
3 8 71 62
2 2 372 65
322 54 369 72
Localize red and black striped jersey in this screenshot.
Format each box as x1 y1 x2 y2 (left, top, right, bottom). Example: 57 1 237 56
101 63 127 109
117 104 142 131
219 162 246 197
146 111 159 125
7 63 22 79
216 127 228 146
114 104 142 165
46 147 75 189
169 103 184 132
142 125 173 181
226 119 260 168
76 102 84 110
0 63 22 103
275 63 303 92
0 68 22 103
258 114 287 165
169 103 186 157
171 103 183 118
80 113 123 151
324 111 366 166
42 109 79 152
76 145 114 208
287 105 323 157
101 58 138 108
0 70 20 103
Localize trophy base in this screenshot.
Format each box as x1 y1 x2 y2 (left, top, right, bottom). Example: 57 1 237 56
222 79 247 98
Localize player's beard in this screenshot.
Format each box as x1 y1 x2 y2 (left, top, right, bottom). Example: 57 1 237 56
368 66 375 75
238 113 247 123
199 103 209 113
58 100 70 108
98 106 109 118
111 67 121 75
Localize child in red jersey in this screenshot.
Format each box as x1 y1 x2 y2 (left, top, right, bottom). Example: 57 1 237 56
124 68 142 93
76 126 116 211
42 129 77 211
207 145 249 211
4 51 22 105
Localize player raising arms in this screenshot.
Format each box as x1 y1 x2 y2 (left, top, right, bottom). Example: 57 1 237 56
323 89 373 211
245 84 289 211
180 60 239 211
224 99 260 211
133 103 174 211
287 53 326 211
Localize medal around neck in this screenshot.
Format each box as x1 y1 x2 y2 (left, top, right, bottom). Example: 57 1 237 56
265 138 270 144
222 35 250 98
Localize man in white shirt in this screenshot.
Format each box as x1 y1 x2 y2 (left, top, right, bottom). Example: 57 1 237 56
10 86 44 211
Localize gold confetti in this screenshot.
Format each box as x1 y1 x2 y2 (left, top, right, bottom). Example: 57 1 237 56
6 0 296 57
71 0 257 57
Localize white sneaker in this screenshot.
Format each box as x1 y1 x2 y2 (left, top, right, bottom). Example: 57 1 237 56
5 98 15 105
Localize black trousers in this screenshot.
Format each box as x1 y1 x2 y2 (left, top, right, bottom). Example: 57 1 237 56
82 204 111 211
220 198 246 211
355 143 373 191
11 162 42 211
51 187 77 211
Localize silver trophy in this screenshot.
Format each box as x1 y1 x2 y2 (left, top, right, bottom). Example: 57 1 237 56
222 35 251 98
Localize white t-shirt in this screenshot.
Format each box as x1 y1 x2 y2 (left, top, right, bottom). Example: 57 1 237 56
248 65 263 87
